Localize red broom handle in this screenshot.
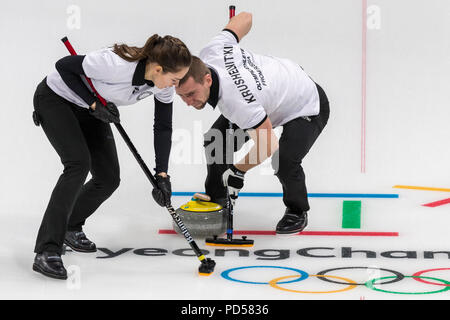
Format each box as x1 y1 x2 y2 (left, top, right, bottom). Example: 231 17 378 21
60 36 107 107
229 5 235 19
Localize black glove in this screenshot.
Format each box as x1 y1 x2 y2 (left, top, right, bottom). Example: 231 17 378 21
152 174 172 207
89 98 120 123
222 165 246 207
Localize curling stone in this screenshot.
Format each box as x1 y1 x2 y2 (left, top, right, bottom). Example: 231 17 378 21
173 193 227 238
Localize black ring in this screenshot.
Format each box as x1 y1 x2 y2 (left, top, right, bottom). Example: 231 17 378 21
316 266 405 286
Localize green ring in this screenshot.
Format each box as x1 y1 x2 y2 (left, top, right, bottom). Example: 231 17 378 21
365 276 450 295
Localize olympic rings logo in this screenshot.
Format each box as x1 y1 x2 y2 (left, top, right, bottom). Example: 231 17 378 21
221 266 450 295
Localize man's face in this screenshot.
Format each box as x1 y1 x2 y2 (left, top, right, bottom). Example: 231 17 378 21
176 74 212 110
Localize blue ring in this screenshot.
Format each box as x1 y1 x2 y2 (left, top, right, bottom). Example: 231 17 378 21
221 266 309 285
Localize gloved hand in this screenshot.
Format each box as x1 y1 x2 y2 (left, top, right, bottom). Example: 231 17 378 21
89 98 120 123
222 165 246 207
152 174 172 207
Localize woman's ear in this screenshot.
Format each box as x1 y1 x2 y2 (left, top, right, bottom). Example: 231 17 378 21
154 65 163 74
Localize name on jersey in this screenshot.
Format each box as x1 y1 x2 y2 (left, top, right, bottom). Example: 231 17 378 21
223 45 256 104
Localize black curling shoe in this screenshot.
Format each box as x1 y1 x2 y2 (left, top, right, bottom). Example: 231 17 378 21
276 209 308 234
64 231 97 253
33 252 67 280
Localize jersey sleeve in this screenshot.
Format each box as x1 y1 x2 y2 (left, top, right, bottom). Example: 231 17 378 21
154 86 175 104
82 49 128 82
200 30 239 61
232 104 267 130
222 94 267 130
211 30 239 46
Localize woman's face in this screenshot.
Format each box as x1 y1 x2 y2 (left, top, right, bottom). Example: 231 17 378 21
152 66 189 89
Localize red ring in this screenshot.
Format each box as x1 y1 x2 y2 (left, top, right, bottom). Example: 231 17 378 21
412 268 450 286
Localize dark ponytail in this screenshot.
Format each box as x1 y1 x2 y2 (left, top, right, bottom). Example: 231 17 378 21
113 34 192 73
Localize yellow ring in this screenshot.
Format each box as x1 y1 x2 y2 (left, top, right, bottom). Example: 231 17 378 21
269 274 357 294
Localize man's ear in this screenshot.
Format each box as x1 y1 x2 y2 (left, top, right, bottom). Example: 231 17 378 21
204 73 212 87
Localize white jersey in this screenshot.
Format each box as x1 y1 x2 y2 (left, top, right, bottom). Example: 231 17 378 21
199 31 320 129
46 48 175 108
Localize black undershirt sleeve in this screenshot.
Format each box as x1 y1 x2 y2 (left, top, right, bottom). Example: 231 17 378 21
153 97 173 174
55 55 96 106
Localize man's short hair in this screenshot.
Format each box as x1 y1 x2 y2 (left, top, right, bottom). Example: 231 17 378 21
179 56 211 86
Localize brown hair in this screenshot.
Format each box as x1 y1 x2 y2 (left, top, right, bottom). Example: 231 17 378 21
179 56 210 86
113 34 192 73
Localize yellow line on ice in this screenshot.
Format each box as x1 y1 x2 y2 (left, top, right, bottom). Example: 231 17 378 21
393 185 450 192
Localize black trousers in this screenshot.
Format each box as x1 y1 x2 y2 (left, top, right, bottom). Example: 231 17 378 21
204 83 329 213
33 78 120 254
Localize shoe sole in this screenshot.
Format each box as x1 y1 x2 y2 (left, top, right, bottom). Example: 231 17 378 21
64 240 97 253
276 229 304 235
276 225 308 235
32 263 67 280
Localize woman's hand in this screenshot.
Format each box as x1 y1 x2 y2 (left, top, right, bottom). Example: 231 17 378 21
152 173 172 206
89 98 120 123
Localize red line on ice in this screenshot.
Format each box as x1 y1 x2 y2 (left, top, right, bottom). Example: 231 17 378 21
158 229 399 237
422 198 450 207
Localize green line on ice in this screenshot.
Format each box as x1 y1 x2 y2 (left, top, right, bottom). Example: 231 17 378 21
342 201 361 229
